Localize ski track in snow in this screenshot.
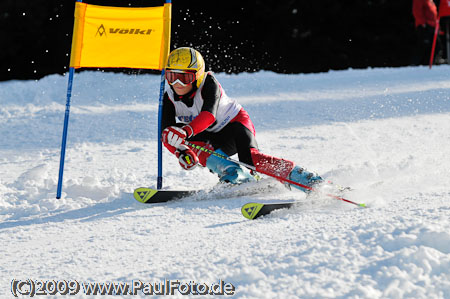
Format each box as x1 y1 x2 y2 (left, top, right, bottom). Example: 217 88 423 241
1 66 450 298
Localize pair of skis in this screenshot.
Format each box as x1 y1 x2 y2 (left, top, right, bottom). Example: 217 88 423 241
133 186 358 220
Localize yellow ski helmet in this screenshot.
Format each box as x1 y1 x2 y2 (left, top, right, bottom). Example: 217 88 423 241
166 47 205 88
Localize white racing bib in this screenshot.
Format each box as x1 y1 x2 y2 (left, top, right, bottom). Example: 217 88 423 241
166 73 241 133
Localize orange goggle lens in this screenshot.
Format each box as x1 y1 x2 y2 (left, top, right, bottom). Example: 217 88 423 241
165 70 196 86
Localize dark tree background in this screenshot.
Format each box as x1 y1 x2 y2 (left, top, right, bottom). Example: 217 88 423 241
0 0 430 81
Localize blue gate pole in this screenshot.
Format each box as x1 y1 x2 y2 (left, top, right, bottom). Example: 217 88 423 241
157 70 166 189
157 0 171 189
56 67 76 199
56 0 82 199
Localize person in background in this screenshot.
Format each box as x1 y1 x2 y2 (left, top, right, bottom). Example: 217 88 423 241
412 0 440 65
160 47 323 192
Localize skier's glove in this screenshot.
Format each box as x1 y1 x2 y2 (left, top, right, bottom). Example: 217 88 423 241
162 126 187 148
175 145 199 170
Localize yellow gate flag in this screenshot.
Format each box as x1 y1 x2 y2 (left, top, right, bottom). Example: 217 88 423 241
70 2 171 70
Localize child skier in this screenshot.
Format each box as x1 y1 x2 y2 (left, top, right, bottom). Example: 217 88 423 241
161 47 322 192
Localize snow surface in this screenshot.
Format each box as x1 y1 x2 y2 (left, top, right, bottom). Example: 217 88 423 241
1 66 450 298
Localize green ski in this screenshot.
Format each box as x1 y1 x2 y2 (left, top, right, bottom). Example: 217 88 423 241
241 202 296 220
133 187 196 204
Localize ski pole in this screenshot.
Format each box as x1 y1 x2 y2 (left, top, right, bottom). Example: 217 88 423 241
184 141 366 208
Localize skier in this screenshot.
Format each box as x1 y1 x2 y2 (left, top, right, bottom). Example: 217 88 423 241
411 0 440 65
161 47 322 192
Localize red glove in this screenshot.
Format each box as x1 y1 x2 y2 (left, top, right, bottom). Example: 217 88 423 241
175 145 199 170
162 126 187 149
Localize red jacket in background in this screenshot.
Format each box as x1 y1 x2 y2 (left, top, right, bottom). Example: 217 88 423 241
413 0 438 27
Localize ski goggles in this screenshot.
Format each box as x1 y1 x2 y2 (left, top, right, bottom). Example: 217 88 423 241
165 69 196 86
